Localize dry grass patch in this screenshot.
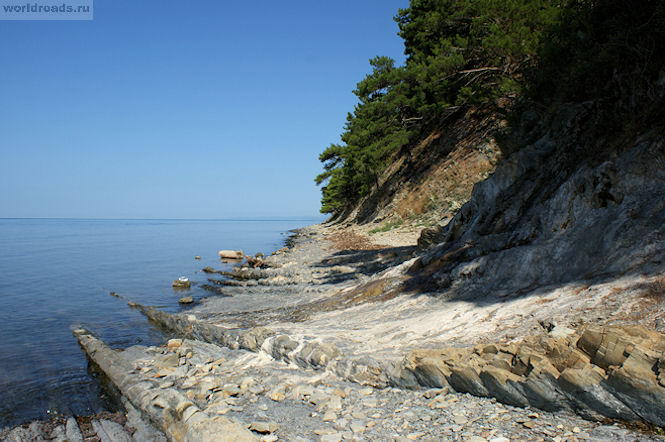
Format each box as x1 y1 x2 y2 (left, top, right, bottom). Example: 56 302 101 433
328 231 388 251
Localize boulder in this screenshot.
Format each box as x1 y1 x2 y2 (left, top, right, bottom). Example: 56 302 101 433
402 325 665 428
172 279 191 289
245 255 265 268
219 250 244 260
248 421 278 434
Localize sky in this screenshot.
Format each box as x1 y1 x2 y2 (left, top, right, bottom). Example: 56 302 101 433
0 0 409 218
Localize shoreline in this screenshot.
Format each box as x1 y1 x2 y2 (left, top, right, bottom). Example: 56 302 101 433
3 221 664 441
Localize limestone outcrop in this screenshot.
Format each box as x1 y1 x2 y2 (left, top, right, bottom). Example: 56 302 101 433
73 329 257 442
403 324 665 427
414 104 665 303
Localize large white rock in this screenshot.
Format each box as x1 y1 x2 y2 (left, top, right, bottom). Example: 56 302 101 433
219 250 244 259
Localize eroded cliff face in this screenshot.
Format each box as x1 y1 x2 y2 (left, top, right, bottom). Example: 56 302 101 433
340 106 504 226
413 102 665 312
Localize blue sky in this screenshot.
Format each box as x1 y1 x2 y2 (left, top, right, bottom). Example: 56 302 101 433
0 0 409 218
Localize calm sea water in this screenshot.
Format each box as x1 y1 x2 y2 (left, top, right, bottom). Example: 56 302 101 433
0 217 322 427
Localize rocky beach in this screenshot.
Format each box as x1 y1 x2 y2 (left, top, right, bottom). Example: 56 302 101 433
3 0 664 440
3 220 663 441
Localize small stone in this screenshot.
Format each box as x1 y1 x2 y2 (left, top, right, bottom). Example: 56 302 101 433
350 421 365 433
222 384 241 396
572 427 581 433
178 296 194 304
95 420 132 442
556 424 563 430
258 404 268 411
363 398 378 408
239 376 256 393
248 421 278 434
323 411 337 422
489 438 510 442
314 428 335 435
453 415 468 425
407 432 425 440
522 421 535 429
359 387 373 395
159 381 174 389
467 437 487 442
167 339 183 350
154 368 174 378
66 417 83 442
270 391 285 402
320 433 343 442
326 395 343 411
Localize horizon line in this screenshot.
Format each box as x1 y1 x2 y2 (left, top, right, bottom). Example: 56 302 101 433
0 216 327 221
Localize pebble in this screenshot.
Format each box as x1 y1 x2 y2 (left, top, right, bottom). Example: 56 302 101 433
319 433 343 442
314 428 335 436
270 391 285 402
248 421 278 434
350 421 365 433
363 398 378 408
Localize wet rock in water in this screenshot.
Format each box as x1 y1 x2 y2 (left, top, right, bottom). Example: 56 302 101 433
202 267 217 273
246 255 266 268
178 296 194 304
109 291 119 298
195 256 201 260
200 284 230 296
219 249 244 260
172 278 191 289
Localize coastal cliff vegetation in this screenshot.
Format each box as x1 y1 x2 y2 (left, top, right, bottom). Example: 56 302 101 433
316 0 665 217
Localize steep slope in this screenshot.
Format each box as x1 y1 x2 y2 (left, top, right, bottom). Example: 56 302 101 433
341 106 504 227
410 98 665 322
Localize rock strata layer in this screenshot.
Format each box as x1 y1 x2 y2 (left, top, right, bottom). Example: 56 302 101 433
404 324 665 427
73 329 257 442
136 301 665 429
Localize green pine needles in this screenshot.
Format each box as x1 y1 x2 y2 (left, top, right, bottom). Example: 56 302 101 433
316 0 665 215
315 0 563 214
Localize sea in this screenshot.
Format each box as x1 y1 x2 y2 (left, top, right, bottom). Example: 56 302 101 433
0 217 323 428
